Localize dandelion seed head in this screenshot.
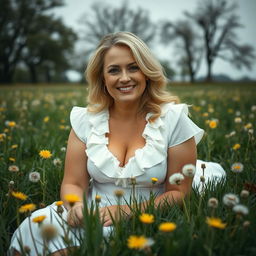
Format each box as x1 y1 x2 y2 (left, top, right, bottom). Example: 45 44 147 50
29 171 41 183
8 165 19 172
207 197 219 208
240 190 249 198
233 204 249 215
182 164 196 177
169 173 184 185
223 193 239 207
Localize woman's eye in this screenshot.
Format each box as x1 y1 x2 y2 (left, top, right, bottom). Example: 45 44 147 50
129 65 139 72
108 68 119 74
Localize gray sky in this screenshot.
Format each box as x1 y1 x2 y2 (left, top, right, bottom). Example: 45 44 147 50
53 0 256 81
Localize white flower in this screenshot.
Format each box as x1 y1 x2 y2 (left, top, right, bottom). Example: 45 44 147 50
251 105 256 112
231 162 244 173
233 204 249 215
29 171 41 183
234 117 242 123
207 197 219 208
240 190 249 198
223 193 239 207
248 129 254 134
53 158 62 166
182 164 196 177
60 147 66 152
8 165 19 172
235 111 241 116
169 173 185 185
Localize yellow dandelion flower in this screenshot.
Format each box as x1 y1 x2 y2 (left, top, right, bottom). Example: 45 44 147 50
232 144 241 150
59 125 65 130
244 123 252 129
8 121 16 127
55 201 63 206
228 108 234 113
127 235 147 250
95 194 101 203
159 222 177 232
11 191 28 200
11 144 18 149
9 157 16 162
209 120 217 129
4 128 9 133
43 116 50 123
64 194 81 205
202 112 209 117
206 217 227 229
0 133 6 141
139 213 154 224
39 150 52 159
151 177 158 184
32 215 46 224
19 203 36 213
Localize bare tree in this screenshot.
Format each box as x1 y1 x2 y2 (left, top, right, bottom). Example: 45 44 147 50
186 0 255 81
161 20 203 83
79 1 156 52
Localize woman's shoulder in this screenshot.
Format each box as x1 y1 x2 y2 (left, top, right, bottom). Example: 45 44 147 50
160 102 189 117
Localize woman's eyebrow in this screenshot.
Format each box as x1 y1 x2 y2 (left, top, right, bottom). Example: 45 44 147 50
107 62 137 69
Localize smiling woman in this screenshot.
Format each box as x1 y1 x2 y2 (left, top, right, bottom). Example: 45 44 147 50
8 32 225 256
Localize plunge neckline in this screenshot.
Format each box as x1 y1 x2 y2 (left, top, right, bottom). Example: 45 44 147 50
105 109 149 168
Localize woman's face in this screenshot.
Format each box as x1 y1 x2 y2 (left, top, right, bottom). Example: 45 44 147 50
103 45 147 105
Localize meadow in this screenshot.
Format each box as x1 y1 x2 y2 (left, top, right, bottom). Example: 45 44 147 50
0 83 256 255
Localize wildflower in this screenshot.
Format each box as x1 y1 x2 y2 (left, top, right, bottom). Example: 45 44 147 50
29 171 41 183
95 194 101 203
127 235 152 250
55 201 64 206
19 203 36 213
151 177 158 184
182 164 196 177
233 204 249 216
0 133 6 141
53 158 62 166
159 222 177 232
32 215 46 224
7 121 16 127
232 144 241 150
9 157 16 162
240 190 249 198
60 147 66 152
248 129 254 134
244 123 252 130
206 217 227 229
64 194 81 206
231 162 244 173
234 117 242 123
43 116 50 123
114 189 124 198
251 105 256 112
207 197 219 208
8 165 19 172
11 144 18 149
208 107 214 113
202 112 209 117
243 221 250 228
139 213 154 224
209 120 217 129
39 150 52 159
235 111 241 116
223 193 239 207
11 191 28 200
41 224 58 241
169 173 184 185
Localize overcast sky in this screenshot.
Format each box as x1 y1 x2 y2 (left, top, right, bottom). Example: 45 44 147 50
53 0 256 81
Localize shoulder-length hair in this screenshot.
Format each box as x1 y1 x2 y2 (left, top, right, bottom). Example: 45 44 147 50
85 31 179 122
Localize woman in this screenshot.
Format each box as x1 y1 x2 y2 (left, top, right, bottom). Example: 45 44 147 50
9 32 224 255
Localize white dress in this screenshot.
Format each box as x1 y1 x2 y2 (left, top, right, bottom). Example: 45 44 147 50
8 103 225 255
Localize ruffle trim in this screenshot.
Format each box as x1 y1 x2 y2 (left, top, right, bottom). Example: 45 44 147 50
85 104 181 185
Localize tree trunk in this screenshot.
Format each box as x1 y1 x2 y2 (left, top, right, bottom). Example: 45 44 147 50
28 64 38 83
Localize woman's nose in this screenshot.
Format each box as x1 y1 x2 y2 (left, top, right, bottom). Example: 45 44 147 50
120 70 131 83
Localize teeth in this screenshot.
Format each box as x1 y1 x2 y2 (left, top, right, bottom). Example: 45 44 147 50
119 86 133 91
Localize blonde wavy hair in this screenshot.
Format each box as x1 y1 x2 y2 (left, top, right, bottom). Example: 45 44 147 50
85 31 179 122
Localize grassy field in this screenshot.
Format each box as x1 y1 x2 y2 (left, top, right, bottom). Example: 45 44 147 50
0 83 256 255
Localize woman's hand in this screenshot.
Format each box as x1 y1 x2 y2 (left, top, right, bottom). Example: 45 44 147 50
99 205 130 227
67 202 84 227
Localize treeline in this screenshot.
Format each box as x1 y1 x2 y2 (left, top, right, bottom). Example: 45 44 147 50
0 0 255 84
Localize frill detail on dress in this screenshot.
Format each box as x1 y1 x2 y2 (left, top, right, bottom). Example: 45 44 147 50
85 105 178 187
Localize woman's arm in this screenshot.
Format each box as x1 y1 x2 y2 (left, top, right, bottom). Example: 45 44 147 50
60 129 90 226
153 136 197 207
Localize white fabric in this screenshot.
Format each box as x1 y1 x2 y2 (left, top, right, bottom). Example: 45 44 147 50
9 103 225 255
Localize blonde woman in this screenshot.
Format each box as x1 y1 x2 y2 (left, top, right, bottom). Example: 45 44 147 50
9 32 225 255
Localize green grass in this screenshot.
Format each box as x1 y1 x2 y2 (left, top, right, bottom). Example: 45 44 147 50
0 83 256 255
